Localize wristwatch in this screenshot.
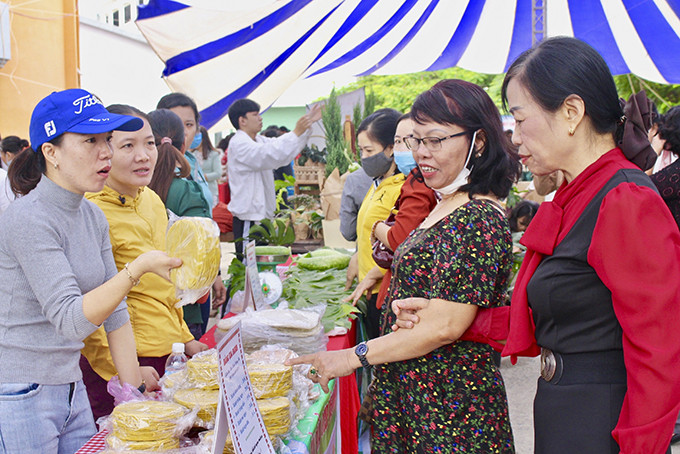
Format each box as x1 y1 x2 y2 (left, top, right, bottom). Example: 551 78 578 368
355 341 371 368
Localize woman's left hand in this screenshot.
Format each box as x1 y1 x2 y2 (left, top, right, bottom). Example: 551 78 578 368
285 350 356 393
185 339 209 356
391 297 429 331
140 366 160 392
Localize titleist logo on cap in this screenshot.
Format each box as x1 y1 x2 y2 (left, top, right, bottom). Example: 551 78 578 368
72 94 102 114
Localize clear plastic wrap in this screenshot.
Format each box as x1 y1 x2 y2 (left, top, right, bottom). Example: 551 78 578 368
166 217 221 307
172 388 219 428
159 367 189 401
186 349 219 390
214 307 328 355
102 400 197 451
198 429 284 454
246 363 292 399
256 396 292 436
245 345 315 430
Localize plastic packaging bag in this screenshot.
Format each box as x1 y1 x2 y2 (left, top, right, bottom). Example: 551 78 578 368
166 216 221 307
100 400 198 452
186 349 219 390
106 375 145 406
214 307 328 355
173 388 219 429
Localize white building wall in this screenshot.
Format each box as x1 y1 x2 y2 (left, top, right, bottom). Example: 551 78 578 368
79 16 170 113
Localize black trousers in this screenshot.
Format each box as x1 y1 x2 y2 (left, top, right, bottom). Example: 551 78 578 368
232 216 254 260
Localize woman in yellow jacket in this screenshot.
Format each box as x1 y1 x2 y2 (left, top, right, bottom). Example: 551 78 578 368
80 105 207 420
348 109 405 339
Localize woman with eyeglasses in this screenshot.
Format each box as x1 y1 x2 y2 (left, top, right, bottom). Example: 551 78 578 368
289 79 520 453
346 113 437 324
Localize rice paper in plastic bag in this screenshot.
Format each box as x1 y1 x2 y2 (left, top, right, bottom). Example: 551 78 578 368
166 217 221 307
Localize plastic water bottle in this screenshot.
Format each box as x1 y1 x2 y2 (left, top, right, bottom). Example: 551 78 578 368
164 343 188 375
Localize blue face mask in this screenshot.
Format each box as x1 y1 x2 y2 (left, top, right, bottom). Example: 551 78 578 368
190 132 202 149
393 150 417 175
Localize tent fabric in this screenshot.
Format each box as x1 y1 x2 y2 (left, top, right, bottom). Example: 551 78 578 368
136 0 680 131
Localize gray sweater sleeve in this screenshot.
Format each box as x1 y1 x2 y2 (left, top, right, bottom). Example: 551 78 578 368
340 176 360 241
96 209 130 334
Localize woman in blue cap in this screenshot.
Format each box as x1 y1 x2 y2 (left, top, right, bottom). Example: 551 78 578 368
0 89 182 453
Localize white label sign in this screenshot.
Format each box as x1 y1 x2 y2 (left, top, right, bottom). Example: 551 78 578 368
243 240 265 310
212 322 274 454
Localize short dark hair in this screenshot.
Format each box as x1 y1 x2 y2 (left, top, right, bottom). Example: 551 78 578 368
228 99 260 130
411 79 521 199
658 105 680 157
356 108 402 149
262 125 281 138
501 37 623 139
157 93 201 124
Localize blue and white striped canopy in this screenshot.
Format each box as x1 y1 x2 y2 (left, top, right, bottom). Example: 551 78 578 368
136 0 680 131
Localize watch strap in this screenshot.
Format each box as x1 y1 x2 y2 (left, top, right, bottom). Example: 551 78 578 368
356 341 371 368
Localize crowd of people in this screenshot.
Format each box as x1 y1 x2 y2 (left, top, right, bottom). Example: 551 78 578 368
1 36 680 454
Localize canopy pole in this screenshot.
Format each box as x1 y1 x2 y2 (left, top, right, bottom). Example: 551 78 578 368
533 0 545 45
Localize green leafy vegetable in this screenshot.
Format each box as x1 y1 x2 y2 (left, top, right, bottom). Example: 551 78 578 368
282 266 359 332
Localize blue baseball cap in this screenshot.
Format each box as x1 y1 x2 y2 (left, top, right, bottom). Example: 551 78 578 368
29 88 144 150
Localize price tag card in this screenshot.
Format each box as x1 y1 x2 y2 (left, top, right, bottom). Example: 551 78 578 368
212 322 274 454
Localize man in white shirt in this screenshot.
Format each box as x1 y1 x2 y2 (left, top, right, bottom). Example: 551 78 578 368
227 98 321 255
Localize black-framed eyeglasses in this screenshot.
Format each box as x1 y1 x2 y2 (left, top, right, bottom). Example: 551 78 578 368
404 131 469 151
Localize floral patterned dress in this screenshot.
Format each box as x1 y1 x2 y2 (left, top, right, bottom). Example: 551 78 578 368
371 199 515 453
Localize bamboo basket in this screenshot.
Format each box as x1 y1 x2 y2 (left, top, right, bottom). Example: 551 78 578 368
293 162 325 194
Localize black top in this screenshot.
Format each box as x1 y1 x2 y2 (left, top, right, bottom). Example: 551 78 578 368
650 158 680 229
527 169 656 353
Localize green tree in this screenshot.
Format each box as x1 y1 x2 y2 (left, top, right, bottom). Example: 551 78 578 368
322 88 351 176
337 68 680 116
614 74 680 113
338 68 504 113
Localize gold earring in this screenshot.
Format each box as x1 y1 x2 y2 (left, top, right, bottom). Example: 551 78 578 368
568 127 575 136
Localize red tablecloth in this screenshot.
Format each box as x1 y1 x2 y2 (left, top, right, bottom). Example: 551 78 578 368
201 317 360 454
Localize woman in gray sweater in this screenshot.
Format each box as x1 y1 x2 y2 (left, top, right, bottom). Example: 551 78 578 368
0 89 181 453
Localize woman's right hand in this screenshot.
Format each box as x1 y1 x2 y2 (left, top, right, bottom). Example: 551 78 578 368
140 366 160 392
131 251 182 282
345 275 378 306
391 297 430 331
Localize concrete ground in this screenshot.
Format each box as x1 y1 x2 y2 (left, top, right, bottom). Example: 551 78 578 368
501 356 680 453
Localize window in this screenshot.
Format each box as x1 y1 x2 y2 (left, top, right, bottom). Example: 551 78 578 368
112 10 119 26
124 4 131 23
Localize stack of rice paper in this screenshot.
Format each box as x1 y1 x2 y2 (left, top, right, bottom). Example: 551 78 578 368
106 401 190 451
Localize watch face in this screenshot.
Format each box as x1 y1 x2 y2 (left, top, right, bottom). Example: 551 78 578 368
355 343 368 356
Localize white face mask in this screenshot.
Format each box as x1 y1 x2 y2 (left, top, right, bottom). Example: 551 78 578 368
436 130 477 196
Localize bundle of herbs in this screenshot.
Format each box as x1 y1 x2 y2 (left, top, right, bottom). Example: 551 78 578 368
282 266 359 332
